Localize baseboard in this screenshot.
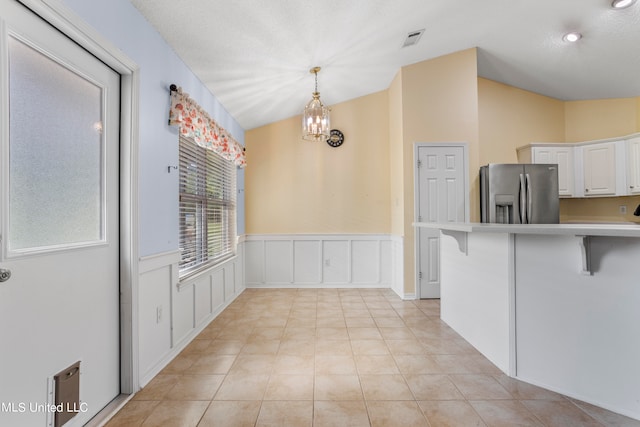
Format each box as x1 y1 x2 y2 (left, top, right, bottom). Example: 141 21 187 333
246 283 391 289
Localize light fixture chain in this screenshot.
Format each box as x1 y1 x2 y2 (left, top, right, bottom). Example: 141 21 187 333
315 70 318 93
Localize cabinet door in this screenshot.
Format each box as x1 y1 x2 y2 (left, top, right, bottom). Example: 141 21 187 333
627 137 640 195
583 143 616 196
532 147 553 163
553 148 574 197
532 147 574 196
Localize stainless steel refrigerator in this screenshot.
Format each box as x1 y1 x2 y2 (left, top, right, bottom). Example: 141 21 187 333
480 164 559 224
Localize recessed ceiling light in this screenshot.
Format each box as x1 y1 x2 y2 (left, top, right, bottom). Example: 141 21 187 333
611 0 637 9
563 32 582 42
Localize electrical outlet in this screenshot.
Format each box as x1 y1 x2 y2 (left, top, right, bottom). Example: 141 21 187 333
619 205 627 214
156 306 163 323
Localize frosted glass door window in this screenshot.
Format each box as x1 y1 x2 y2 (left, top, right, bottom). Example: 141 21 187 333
8 36 104 251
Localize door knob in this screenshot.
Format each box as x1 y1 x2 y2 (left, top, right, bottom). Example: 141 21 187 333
0 268 11 282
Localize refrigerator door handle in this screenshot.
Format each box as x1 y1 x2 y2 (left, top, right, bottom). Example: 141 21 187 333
526 173 532 224
519 173 526 224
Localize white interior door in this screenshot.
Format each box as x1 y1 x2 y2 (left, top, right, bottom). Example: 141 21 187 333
416 145 465 299
0 1 120 425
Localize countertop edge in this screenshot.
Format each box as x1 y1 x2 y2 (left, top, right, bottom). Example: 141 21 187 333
412 222 640 237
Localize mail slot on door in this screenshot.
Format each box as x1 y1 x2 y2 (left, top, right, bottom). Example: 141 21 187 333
54 361 80 427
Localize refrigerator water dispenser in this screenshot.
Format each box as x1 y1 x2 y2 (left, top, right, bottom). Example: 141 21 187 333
494 195 515 224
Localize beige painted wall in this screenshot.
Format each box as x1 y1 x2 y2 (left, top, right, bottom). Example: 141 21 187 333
564 98 638 142
245 90 391 234
399 48 480 294
478 78 565 165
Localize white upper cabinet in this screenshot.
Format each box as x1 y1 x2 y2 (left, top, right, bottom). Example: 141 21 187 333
535 146 574 197
627 137 640 195
518 145 574 197
582 142 616 196
519 134 636 198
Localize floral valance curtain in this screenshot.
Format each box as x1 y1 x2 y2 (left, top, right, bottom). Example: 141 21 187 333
169 86 246 168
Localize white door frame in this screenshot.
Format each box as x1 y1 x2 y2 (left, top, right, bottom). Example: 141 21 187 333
413 142 469 299
17 0 140 394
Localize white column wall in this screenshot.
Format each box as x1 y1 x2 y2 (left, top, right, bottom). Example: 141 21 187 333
439 232 513 374
434 225 640 421
515 234 640 420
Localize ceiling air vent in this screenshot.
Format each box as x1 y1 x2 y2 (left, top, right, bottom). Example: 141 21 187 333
402 29 425 48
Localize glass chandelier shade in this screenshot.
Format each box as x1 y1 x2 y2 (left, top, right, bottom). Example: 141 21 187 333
302 67 330 141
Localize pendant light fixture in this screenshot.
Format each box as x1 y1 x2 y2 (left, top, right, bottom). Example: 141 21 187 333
302 66 330 141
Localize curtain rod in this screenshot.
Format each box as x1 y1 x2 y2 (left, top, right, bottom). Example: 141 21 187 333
169 84 177 93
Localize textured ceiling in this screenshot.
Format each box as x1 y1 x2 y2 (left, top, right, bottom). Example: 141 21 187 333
130 0 640 130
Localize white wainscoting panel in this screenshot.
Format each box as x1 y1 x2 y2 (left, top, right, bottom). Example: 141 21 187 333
380 239 393 286
173 283 194 351
352 240 380 283
323 240 349 283
293 240 322 284
245 234 399 289
194 275 212 327
218 267 230 306
265 240 293 284
138 255 174 383
245 240 264 284
138 250 179 385
138 246 245 386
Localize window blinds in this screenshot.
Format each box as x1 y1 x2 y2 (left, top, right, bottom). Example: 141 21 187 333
179 136 236 276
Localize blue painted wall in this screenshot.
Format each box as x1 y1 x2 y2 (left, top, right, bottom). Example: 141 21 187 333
61 0 246 256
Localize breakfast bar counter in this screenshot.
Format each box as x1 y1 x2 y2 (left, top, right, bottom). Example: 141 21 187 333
414 222 640 421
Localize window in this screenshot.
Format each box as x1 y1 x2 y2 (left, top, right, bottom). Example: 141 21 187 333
179 136 236 276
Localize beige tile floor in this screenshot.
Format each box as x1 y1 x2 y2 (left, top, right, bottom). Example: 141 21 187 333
105 288 640 426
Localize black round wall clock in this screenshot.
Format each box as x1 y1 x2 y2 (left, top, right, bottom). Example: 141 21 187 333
326 129 344 147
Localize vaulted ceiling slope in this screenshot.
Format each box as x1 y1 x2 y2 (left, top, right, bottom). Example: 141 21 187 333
130 0 640 130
